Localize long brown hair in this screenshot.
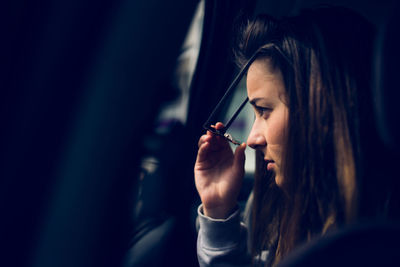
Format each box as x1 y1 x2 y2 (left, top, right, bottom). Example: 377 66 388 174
234 7 377 266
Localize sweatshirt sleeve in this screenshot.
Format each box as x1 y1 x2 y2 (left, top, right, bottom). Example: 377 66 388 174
196 204 251 267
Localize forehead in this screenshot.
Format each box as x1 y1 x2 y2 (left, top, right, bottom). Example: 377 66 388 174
246 58 286 99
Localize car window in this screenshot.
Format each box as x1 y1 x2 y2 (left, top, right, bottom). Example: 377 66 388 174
156 0 204 132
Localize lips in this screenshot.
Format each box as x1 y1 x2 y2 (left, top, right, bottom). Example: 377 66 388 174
265 159 275 171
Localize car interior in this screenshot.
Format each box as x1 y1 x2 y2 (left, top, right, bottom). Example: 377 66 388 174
1 0 398 266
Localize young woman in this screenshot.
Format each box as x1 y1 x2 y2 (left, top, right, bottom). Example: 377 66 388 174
194 7 383 266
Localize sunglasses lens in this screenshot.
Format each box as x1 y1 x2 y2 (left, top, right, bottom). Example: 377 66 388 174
204 74 253 145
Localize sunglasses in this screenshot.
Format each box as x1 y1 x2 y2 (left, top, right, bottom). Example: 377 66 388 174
202 48 261 145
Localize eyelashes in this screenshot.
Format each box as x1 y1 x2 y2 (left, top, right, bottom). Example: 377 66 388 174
254 105 272 118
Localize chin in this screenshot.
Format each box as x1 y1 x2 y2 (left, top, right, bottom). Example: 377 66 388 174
275 175 283 187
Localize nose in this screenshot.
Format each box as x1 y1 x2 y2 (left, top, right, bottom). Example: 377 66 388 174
246 120 266 149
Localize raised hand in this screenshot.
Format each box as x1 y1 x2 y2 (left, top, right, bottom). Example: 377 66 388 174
194 122 246 219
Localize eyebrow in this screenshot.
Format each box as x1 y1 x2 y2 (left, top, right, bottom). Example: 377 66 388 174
249 98 264 106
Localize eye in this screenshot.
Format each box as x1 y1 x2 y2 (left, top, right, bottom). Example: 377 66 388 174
254 106 272 118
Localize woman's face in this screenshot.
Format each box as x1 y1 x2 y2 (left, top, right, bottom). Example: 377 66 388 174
246 58 288 186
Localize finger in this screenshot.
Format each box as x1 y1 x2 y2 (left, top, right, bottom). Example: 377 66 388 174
213 122 232 149
196 140 211 164
206 135 225 151
215 122 225 130
198 134 211 148
234 143 247 167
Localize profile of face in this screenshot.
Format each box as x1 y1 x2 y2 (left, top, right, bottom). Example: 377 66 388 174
246 58 288 186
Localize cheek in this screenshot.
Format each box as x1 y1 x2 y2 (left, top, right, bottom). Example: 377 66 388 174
265 116 287 146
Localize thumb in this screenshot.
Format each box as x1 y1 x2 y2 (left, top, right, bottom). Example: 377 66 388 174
233 143 246 167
